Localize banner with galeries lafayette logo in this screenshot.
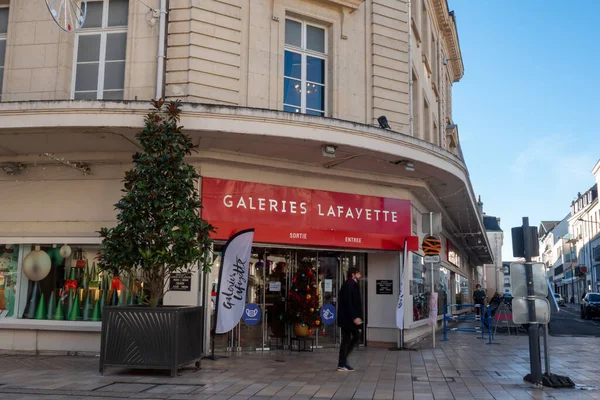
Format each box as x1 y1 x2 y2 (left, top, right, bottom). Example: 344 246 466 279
201 178 418 251
215 229 255 334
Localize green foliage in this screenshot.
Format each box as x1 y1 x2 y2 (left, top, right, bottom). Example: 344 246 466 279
98 99 215 307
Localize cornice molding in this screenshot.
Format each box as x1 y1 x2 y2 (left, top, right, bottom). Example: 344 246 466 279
431 0 464 82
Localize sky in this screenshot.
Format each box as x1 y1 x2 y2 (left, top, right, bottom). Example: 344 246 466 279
449 1 600 261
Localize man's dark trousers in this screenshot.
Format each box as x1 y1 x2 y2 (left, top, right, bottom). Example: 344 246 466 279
338 327 360 368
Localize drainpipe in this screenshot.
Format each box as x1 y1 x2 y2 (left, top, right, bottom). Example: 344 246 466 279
437 40 443 147
407 0 413 136
155 0 168 100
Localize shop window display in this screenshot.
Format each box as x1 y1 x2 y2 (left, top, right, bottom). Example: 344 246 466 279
455 274 469 305
10 244 142 322
411 254 430 321
437 267 449 315
0 244 19 318
412 254 447 322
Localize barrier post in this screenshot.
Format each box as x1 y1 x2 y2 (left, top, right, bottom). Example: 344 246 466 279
480 305 485 339
442 304 448 342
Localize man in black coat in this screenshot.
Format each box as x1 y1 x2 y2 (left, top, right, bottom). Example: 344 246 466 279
337 267 362 371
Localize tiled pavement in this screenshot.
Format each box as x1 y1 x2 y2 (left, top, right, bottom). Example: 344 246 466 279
0 332 599 400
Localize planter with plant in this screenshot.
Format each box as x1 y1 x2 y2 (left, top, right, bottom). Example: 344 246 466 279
98 100 214 376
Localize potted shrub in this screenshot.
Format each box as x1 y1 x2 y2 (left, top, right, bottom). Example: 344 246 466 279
97 100 214 376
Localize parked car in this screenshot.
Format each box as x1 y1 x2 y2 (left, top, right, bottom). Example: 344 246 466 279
554 293 566 307
580 293 600 319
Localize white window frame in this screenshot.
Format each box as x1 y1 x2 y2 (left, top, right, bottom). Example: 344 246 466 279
71 0 128 100
283 17 328 116
0 6 8 102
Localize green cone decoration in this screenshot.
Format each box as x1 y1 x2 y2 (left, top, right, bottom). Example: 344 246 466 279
127 290 135 305
34 293 47 320
47 291 56 320
47 246 64 268
90 297 102 321
25 282 40 319
110 289 119 306
83 271 89 290
6 288 14 317
119 288 127 306
53 297 65 320
69 266 77 280
99 290 106 315
67 289 74 316
82 292 91 321
68 293 81 321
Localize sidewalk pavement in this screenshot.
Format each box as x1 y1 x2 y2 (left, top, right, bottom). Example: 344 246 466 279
0 331 599 400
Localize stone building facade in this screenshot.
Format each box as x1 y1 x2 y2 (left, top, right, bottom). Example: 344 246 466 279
0 0 492 353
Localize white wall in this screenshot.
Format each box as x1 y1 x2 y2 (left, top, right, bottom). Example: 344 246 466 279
366 252 401 344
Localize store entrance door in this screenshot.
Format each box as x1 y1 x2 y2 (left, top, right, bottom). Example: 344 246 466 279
210 246 366 352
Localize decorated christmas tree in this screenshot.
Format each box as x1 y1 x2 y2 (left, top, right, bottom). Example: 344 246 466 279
287 260 321 333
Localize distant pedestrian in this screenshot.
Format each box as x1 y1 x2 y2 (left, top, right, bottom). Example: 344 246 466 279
337 267 363 372
473 284 486 317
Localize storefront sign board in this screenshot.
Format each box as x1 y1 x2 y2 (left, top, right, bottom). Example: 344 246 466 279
169 273 191 292
428 292 439 326
321 304 336 325
376 279 393 294
201 178 418 251
242 303 261 326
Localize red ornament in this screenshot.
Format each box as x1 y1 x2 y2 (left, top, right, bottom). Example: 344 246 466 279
111 276 125 291
64 279 78 290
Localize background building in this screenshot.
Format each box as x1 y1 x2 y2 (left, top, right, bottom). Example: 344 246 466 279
0 0 492 353
536 160 600 304
478 196 503 296
538 217 567 296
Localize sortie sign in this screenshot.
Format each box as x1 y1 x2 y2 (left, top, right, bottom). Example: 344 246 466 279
201 178 418 251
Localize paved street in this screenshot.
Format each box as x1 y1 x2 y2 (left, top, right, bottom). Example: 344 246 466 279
1 332 600 400
549 304 600 337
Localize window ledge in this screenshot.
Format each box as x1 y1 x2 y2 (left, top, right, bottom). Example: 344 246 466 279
0 319 101 332
411 16 421 47
319 0 365 10
422 53 432 76
432 81 439 99
409 314 444 329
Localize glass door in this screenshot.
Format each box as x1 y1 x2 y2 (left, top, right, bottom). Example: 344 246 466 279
318 252 339 346
339 253 367 345
238 247 267 350
264 249 292 349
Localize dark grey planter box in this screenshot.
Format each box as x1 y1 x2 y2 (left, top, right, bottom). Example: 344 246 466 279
99 305 204 376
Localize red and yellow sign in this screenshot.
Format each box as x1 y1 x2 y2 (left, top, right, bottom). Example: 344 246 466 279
422 235 442 256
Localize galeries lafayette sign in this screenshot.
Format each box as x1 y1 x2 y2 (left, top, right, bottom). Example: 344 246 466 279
201 178 418 251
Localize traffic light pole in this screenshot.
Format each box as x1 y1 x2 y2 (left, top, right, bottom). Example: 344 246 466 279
523 217 542 386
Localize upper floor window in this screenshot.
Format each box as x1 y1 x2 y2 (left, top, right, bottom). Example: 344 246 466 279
0 7 8 101
283 18 326 116
72 0 128 100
